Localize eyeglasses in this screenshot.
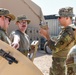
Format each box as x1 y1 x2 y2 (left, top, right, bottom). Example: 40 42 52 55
58 17 62 19
18 21 27 24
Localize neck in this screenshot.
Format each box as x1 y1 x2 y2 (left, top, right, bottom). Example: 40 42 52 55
0 26 6 31
19 29 25 33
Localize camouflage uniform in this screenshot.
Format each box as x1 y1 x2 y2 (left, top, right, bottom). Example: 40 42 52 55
0 28 11 44
66 35 76 75
0 8 15 44
10 30 30 56
47 7 75 75
10 15 30 56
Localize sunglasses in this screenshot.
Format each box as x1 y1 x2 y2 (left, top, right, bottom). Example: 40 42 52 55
0 16 11 22
58 17 62 19
5 16 11 22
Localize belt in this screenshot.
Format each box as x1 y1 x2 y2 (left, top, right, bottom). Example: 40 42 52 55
52 57 66 62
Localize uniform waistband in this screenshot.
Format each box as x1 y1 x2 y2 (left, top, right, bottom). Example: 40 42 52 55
52 57 66 62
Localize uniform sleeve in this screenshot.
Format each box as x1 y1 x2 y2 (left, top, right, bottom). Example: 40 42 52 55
47 27 75 53
9 31 14 41
9 31 20 42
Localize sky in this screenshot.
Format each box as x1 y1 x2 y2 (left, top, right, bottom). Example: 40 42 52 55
32 0 76 15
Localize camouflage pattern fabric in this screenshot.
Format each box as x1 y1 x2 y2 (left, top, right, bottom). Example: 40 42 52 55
0 8 9 16
10 30 30 56
21 50 28 56
48 7 75 75
58 7 74 17
16 15 30 24
48 26 75 56
67 66 75 75
66 45 76 75
0 28 11 45
49 57 65 75
47 26 76 75
0 8 15 20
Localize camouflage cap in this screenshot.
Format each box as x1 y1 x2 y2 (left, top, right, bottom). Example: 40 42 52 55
58 7 74 17
0 8 15 20
16 15 30 24
6 14 15 21
0 8 9 16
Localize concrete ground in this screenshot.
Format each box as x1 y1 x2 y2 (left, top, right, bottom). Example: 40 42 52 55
33 50 52 75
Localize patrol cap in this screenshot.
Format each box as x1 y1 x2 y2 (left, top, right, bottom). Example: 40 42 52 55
6 13 15 21
0 8 15 20
16 15 30 24
57 7 75 17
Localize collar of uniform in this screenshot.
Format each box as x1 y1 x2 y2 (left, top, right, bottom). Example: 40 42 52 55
69 24 76 29
0 27 6 33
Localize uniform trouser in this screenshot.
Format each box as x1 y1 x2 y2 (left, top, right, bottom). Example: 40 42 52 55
20 50 28 56
23 50 28 56
66 64 76 75
49 57 66 75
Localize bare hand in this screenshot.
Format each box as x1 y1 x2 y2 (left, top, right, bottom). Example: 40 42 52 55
39 28 50 40
11 42 19 49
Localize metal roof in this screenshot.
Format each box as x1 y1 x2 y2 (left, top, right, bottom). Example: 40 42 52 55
44 15 58 20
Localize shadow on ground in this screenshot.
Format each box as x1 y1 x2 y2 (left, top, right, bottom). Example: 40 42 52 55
35 50 51 58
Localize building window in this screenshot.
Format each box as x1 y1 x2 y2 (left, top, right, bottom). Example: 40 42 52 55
37 38 39 40
30 30 32 33
36 30 38 33
30 38 32 41
46 22 48 25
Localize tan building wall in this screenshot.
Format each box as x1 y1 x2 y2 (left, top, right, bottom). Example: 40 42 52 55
0 0 45 42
